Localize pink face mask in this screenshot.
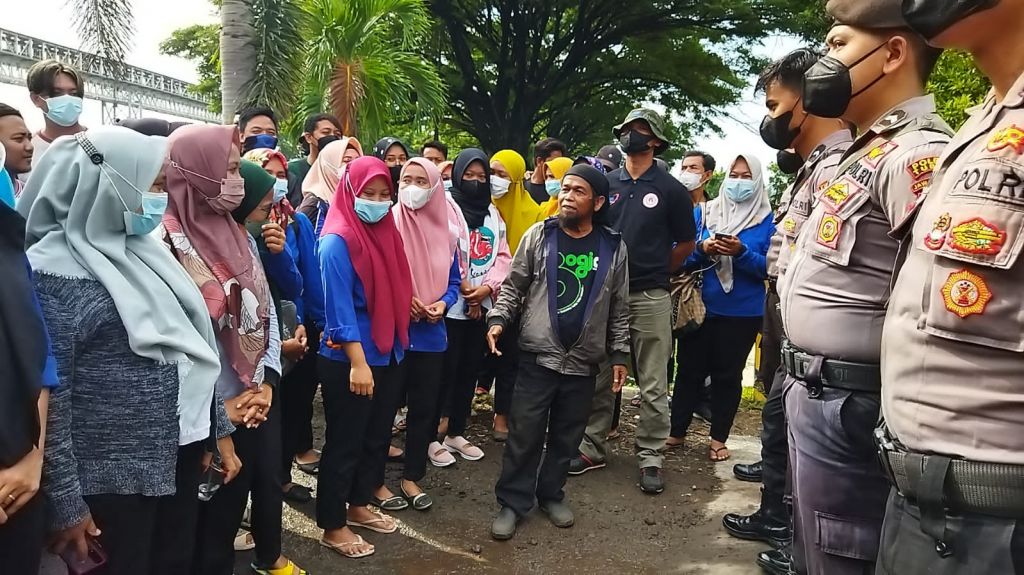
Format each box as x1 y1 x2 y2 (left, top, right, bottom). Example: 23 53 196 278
209 177 245 214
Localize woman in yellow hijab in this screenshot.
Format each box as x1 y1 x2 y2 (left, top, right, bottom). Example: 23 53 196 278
490 151 573 253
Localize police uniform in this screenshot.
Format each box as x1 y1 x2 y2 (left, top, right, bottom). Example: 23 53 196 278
876 69 1024 574
777 22 953 572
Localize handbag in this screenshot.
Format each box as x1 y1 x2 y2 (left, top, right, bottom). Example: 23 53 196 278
670 202 706 334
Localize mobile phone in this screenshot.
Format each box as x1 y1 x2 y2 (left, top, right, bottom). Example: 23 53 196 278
60 537 107 575
714 233 735 241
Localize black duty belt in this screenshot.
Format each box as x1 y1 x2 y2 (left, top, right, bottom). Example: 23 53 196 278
875 427 1024 520
782 341 881 396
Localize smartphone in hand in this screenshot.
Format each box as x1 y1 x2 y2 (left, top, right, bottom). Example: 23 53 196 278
714 233 735 241
60 537 107 575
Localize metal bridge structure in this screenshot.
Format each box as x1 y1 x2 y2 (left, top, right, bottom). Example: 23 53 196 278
0 27 217 124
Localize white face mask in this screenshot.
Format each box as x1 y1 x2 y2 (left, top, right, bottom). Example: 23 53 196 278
399 184 433 210
490 175 511 198
677 170 702 191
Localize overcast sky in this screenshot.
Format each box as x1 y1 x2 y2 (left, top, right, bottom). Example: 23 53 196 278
2 1 807 184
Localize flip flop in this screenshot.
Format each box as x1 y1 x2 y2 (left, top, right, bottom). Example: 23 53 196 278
371 494 408 512
282 483 313 503
709 446 731 462
295 455 320 475
234 531 254 551
319 535 375 559
250 559 309 574
347 510 398 534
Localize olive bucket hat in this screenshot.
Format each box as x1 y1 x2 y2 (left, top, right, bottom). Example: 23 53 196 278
612 108 672 155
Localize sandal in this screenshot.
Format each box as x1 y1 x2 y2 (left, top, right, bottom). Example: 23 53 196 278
664 436 685 450
630 394 642 408
250 559 308 574
388 445 405 462
319 535 375 559
401 485 433 511
295 454 320 475
282 483 313 503
371 494 408 512
709 445 731 462
234 530 255 551
347 509 398 534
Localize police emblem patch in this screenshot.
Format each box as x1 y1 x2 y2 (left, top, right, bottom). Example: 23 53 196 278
816 213 842 249
941 269 992 318
923 213 951 250
947 218 1007 256
986 124 1024 155
863 141 899 168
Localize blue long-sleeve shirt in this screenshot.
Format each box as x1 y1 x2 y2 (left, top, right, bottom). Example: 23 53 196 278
260 241 302 303
686 206 774 318
285 213 325 329
409 255 461 353
318 233 406 367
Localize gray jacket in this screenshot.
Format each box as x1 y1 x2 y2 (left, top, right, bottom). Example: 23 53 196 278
487 219 630 376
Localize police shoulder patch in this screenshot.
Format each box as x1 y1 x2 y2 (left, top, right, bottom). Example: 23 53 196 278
863 141 899 168
941 269 993 319
986 124 1024 155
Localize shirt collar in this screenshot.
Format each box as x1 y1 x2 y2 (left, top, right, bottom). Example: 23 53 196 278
617 163 659 182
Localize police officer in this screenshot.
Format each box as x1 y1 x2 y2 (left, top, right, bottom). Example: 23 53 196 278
778 1 953 572
877 1 1024 573
722 47 855 575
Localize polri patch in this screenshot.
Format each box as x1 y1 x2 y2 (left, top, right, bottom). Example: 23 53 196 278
816 213 842 249
987 124 1024 155
923 213 951 250
863 141 899 168
947 217 1007 256
941 269 992 318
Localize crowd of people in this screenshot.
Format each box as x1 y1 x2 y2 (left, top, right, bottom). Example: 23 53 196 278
0 0 1022 573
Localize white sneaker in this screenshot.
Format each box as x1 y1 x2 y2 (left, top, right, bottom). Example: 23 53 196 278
429 441 456 467
444 436 485 461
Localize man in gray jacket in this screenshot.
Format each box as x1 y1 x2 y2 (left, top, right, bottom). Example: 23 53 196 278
486 164 630 540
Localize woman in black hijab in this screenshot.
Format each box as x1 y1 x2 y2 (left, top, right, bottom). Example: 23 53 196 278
372 137 411 193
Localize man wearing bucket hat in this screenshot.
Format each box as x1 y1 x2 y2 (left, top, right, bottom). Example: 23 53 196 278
777 0 952 572
570 108 697 495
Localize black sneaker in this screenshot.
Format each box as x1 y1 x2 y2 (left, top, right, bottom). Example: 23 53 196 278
567 454 605 476
639 467 664 494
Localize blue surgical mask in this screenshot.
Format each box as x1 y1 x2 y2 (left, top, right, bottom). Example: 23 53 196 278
243 133 278 152
0 168 15 209
443 179 453 192
273 178 288 203
353 197 392 224
124 191 168 235
44 94 84 127
545 180 562 197
723 178 756 203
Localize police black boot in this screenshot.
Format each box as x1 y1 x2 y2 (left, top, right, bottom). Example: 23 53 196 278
722 509 791 547
733 460 763 482
756 545 793 575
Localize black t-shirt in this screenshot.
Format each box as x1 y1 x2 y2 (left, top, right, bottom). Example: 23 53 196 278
605 164 696 291
556 228 601 348
287 157 312 207
525 180 550 204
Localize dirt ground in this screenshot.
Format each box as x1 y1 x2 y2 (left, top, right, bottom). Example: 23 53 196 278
230 391 771 575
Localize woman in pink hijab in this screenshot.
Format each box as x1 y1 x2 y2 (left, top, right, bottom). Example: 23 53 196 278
315 156 413 559
367 158 461 512
297 136 363 235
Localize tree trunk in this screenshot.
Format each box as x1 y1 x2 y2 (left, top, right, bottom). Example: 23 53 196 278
220 0 257 124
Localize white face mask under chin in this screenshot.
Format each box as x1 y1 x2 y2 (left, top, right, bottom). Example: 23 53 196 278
490 176 511 198
399 184 433 210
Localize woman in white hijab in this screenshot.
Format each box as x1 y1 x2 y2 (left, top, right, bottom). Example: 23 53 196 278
667 153 774 462
20 126 237 574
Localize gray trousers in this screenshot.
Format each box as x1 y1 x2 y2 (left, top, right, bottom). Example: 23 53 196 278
580 289 672 469
785 378 888 575
876 490 1024 574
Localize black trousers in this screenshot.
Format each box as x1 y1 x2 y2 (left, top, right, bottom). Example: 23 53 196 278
83 442 204 575
760 366 789 520
495 356 596 517
672 315 761 442
390 351 444 482
478 332 519 417
316 357 402 530
757 283 783 394
280 325 321 484
0 491 44 573
441 317 487 437
194 400 283 574
877 490 1024 575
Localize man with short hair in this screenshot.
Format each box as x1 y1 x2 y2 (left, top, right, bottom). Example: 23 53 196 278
238 105 279 152
779 1 952 572
722 47 854 575
287 113 342 205
525 137 567 203
570 108 697 495
487 164 629 540
421 140 448 165
0 104 33 198
679 151 716 204
876 2 1024 573
25 59 86 163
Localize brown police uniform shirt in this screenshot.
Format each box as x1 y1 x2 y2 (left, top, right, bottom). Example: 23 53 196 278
883 72 1024 465
768 130 854 279
779 95 952 363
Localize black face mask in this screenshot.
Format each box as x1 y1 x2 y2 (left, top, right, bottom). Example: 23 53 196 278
802 42 889 119
619 131 655 155
760 108 808 151
315 135 340 152
388 164 402 186
902 0 999 40
776 149 804 175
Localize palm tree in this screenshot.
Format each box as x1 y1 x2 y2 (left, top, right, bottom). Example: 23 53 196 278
219 0 255 123
66 0 135 70
292 0 446 139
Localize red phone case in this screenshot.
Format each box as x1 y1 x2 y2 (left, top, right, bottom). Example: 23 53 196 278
60 538 107 575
